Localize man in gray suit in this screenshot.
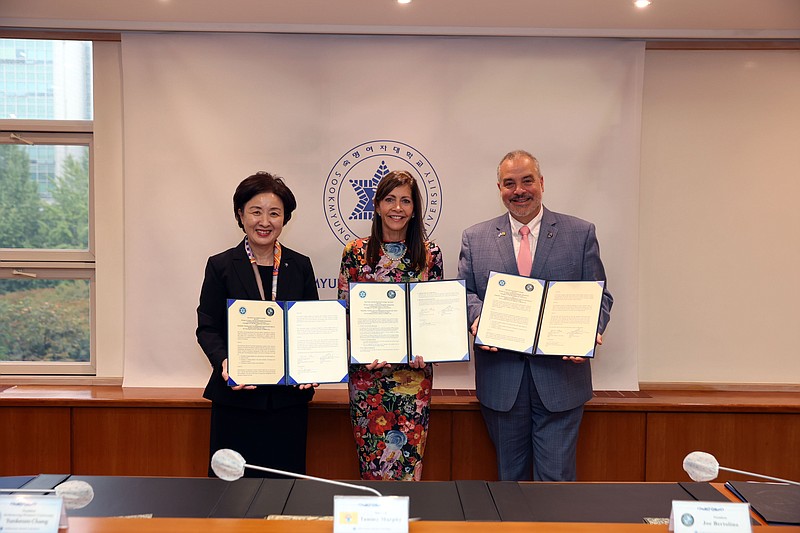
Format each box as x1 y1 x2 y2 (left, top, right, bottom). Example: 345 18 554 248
458 150 613 481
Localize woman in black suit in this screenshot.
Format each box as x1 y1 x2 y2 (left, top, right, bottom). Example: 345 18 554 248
196 172 318 477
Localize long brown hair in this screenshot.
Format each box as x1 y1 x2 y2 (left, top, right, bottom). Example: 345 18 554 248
365 170 428 272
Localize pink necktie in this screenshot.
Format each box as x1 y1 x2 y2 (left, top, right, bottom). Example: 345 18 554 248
517 226 532 277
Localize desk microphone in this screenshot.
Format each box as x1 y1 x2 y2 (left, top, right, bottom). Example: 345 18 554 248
683 451 800 487
0 480 95 509
211 448 383 497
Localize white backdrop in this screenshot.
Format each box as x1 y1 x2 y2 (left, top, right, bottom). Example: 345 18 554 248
638 50 800 385
120 34 643 389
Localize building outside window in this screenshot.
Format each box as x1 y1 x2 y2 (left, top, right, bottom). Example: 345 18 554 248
1 38 95 373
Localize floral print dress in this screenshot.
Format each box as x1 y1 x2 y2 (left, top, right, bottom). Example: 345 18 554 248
338 237 444 480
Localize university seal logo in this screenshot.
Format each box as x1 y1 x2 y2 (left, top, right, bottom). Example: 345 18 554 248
323 140 442 245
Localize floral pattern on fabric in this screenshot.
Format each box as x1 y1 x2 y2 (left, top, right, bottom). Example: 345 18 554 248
338 237 443 480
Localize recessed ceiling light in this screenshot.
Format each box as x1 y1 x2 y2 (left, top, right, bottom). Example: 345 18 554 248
398 0 412 4
634 0 652 7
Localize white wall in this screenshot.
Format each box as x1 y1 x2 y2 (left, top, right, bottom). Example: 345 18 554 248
85 41 800 389
638 49 800 385
118 34 643 390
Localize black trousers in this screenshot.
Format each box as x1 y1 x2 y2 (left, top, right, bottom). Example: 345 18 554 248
208 401 309 478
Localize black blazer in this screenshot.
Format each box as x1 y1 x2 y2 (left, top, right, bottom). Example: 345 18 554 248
197 240 319 410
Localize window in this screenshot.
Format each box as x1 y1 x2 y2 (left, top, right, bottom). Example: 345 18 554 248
1 38 95 374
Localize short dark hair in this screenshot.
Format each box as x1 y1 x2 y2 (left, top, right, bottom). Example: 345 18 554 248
365 170 428 272
233 171 297 229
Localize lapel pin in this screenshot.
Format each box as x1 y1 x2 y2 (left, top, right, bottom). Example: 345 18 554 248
498 231 506 237
547 232 553 238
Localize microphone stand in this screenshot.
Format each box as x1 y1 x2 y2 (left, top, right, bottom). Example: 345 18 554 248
242 463 384 497
684 451 800 487
717 466 800 487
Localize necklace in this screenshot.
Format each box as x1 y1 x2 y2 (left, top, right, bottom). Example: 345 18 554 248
381 241 407 261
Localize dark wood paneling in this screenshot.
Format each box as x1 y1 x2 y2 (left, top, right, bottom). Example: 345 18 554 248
577 412 647 481
450 411 498 480
306 408 359 479
3 387 800 482
448 410 649 482
0 406 71 475
645 412 800 482
72 407 210 476
422 410 452 481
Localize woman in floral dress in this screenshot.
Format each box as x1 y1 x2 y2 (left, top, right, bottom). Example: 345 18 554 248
338 170 443 481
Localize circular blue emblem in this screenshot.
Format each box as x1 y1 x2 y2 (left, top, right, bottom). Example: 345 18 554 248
387 290 396 299
525 284 534 292
680 513 694 526
266 307 274 316
359 290 367 298
323 140 442 245
238 307 246 314
498 280 506 286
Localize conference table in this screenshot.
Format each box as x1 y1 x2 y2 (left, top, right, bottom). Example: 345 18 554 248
59 518 800 533
5 475 799 531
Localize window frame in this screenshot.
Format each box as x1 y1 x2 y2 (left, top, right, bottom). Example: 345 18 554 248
0 264 95 375
0 39 98 376
0 126 94 262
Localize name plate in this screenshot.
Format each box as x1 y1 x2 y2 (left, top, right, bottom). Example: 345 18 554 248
670 500 752 533
333 495 409 533
0 494 64 533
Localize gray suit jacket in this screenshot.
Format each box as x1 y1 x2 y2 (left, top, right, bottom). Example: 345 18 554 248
458 207 613 413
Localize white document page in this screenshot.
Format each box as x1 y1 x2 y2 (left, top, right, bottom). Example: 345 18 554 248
408 280 469 362
475 272 545 354
286 300 349 384
227 299 285 385
349 282 408 364
536 280 603 358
